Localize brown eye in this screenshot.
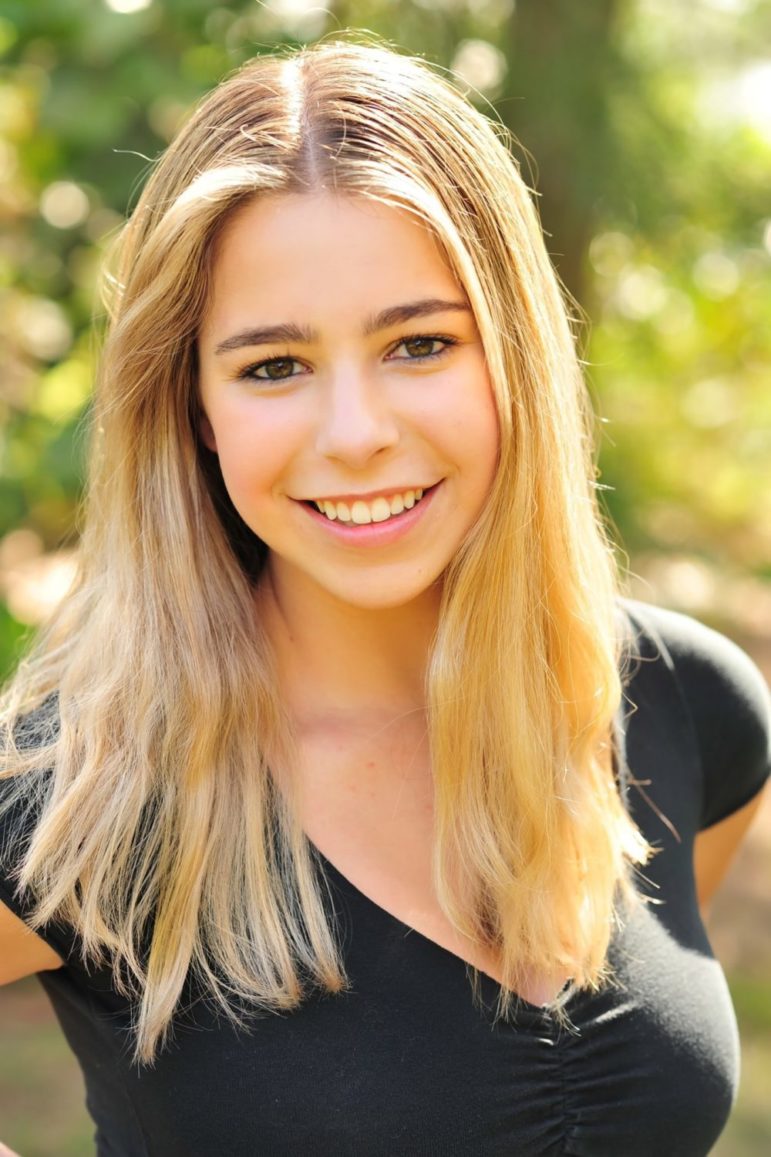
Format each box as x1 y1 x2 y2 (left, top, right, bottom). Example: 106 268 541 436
239 356 305 383
388 335 456 363
257 358 297 380
403 337 440 358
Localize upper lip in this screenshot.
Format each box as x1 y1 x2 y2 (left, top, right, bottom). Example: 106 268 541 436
298 483 436 504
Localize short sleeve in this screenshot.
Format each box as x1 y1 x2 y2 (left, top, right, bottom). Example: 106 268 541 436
0 775 35 904
0 781 82 963
1 702 78 961
623 601 771 831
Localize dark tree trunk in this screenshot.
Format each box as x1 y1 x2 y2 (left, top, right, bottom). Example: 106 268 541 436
499 0 621 308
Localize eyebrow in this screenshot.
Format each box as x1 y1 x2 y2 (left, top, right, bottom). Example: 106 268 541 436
212 297 471 355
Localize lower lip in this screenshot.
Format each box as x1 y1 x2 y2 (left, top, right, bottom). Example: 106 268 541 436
298 484 441 546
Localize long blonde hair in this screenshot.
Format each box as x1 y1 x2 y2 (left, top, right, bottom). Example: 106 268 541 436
1 38 649 1063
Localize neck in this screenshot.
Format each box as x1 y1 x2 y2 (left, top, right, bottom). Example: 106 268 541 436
259 560 441 728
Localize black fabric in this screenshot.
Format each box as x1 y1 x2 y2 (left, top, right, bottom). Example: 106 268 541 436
1 601 769 1156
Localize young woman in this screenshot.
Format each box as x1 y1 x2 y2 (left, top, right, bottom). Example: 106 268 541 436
1 40 769 1157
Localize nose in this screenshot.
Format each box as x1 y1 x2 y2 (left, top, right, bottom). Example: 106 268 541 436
314 367 400 467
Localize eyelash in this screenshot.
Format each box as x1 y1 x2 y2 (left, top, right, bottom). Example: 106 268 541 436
235 334 459 384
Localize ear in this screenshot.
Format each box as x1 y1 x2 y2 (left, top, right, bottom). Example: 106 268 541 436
199 414 218 452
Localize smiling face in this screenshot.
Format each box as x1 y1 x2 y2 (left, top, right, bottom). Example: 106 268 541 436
197 193 500 612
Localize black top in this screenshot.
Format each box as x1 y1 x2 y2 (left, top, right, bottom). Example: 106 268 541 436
1 601 770 1156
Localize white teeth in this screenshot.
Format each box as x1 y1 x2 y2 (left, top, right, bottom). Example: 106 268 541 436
350 500 372 525
312 487 431 524
370 497 391 523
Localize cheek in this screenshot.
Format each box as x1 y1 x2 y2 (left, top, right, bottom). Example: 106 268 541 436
204 407 289 510
206 421 272 502
449 380 501 489
225 447 275 509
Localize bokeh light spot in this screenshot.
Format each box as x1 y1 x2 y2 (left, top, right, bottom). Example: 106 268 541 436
451 39 507 96
680 377 737 429
104 0 154 13
40 181 90 229
590 231 634 277
614 265 667 320
0 538 77 626
692 251 740 298
14 297 73 361
763 220 771 256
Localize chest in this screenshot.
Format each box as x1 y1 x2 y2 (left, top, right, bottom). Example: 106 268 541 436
291 720 528 990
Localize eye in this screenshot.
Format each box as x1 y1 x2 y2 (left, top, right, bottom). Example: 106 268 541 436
237 356 307 382
387 335 457 362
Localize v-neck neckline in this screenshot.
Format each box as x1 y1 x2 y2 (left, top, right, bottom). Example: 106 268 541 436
296 708 631 1018
314 846 575 1016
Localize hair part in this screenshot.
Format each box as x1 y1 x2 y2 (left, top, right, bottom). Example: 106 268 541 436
1 37 649 1063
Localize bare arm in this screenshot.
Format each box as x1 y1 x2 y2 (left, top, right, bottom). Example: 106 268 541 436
0 899 63 985
693 787 767 914
0 903 62 1156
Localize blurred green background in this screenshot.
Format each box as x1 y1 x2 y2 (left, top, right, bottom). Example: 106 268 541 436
0 0 769 1153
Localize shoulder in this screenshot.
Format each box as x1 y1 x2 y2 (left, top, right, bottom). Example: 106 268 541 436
1 697 63 951
619 599 770 733
1 695 58 839
0 770 47 917
0 768 67 972
619 599 771 829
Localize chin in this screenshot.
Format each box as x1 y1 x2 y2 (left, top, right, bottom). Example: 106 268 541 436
321 574 444 613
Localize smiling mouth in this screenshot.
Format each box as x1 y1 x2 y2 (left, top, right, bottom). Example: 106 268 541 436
303 486 434 526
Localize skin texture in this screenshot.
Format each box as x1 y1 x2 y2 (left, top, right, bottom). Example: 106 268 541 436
693 790 766 911
0 901 62 978
197 193 500 616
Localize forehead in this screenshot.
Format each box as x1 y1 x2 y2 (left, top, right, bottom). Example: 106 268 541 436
201 192 463 337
